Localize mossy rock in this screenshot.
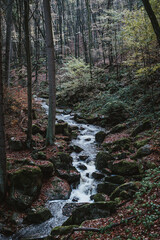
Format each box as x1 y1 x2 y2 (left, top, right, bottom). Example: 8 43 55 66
134 139 150 149
90 193 106 202
131 120 152 137
32 124 41 135
132 145 151 159
111 160 141 176
9 137 23 151
31 151 46 160
8 166 42 210
51 225 78 236
97 182 119 195
111 138 131 152
34 160 55 177
25 207 52 224
55 122 70 135
104 175 125 184
95 151 114 170
110 182 138 200
95 131 106 143
92 171 105 180
110 123 127 134
70 145 83 153
54 152 73 170
63 202 117 226
56 167 80 184
44 176 71 200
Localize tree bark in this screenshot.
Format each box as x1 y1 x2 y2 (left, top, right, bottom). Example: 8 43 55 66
43 0 56 145
142 0 160 47
0 6 7 202
24 0 32 147
5 0 13 86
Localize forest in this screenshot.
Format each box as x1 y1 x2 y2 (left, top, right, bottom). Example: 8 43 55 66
0 0 160 239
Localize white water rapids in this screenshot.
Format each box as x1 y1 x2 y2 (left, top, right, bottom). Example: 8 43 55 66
3 98 105 240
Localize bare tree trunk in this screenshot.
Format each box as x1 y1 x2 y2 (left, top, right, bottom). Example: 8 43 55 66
24 0 32 147
0 6 7 202
5 0 13 86
142 0 160 47
43 0 56 145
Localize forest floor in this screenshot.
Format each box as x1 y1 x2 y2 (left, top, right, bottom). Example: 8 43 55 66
1 84 160 239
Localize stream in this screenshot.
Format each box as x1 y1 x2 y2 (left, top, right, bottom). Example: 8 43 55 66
3 99 105 240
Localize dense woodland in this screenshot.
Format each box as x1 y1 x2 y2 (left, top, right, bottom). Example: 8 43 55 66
0 0 160 239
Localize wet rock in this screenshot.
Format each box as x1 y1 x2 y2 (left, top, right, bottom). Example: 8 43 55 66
79 155 89 161
62 203 85 217
70 145 83 153
90 193 106 202
63 202 117 226
8 166 42 210
104 175 125 184
113 152 128 160
54 152 73 170
55 121 69 135
95 131 106 143
92 171 105 180
97 182 119 195
111 160 141 176
34 160 55 177
69 125 79 131
95 151 114 170
44 176 71 200
72 197 79 202
85 138 91 141
56 167 80 184
110 138 131 152
9 137 23 151
77 163 87 170
31 151 46 160
25 207 52 224
63 109 72 114
132 144 152 159
110 182 138 200
110 123 127 134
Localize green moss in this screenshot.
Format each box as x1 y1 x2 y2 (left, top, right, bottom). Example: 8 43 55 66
51 225 78 236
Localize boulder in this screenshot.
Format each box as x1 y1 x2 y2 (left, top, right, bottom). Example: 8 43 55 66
9 137 23 151
97 182 119 195
32 124 41 135
111 160 141 176
110 123 127 134
95 131 106 143
55 122 69 135
90 193 107 202
56 167 80 184
77 163 87 171
34 160 55 177
132 144 152 159
25 207 52 224
92 171 105 180
54 152 73 170
8 166 42 210
63 202 117 226
131 120 151 137
31 151 46 160
79 155 89 161
95 151 114 171
70 145 83 153
44 176 71 200
110 182 138 200
134 139 150 149
104 175 125 184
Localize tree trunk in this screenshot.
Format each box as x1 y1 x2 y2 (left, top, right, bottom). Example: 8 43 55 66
43 0 56 145
142 0 160 47
5 0 13 86
24 0 32 147
0 6 7 202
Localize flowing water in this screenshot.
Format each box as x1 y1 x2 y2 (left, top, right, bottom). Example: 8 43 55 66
3 99 105 240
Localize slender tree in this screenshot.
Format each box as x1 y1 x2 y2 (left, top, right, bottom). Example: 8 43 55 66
5 0 13 86
142 0 160 46
24 0 32 147
0 6 7 202
43 0 56 145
